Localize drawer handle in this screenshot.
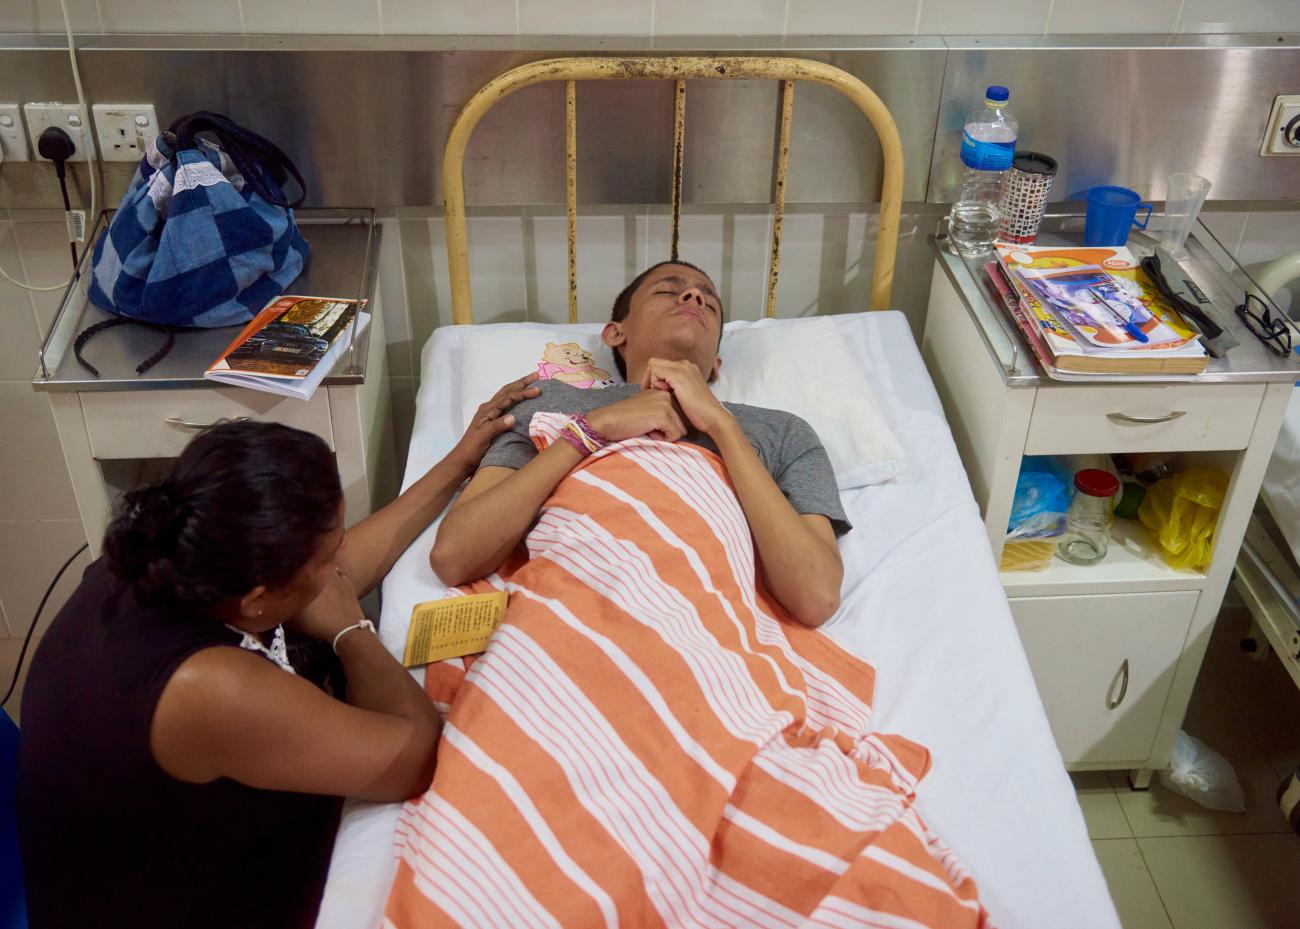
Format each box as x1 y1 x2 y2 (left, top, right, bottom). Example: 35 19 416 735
1106 659 1130 710
164 415 250 431
1106 411 1186 426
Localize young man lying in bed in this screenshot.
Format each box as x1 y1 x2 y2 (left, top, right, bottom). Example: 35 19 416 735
430 260 849 626
399 262 987 927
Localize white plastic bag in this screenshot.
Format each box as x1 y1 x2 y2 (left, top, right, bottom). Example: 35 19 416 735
1159 730 1246 813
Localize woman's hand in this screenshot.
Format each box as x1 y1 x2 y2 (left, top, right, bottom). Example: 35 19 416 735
446 374 542 475
336 375 542 599
287 565 365 643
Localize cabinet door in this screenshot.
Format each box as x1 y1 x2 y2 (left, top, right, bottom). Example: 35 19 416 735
1009 591 1198 766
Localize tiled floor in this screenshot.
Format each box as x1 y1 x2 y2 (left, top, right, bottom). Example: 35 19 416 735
1078 590 1300 929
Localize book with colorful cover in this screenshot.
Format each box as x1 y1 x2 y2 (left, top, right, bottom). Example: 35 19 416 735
992 244 1208 375
205 295 369 400
983 260 1056 370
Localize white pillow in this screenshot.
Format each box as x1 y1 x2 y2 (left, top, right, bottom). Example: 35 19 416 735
714 316 905 488
455 316 904 489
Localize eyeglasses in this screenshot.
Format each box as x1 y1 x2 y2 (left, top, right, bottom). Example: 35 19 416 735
1235 293 1293 357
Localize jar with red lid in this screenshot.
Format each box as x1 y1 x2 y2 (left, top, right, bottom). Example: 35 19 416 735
1058 468 1120 565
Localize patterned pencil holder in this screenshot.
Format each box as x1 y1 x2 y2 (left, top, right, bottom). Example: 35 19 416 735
997 151 1058 246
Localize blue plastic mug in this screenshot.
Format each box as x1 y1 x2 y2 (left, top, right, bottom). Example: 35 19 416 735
1084 186 1153 246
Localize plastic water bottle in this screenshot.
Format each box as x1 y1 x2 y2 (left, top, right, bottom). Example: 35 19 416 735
948 85 1018 257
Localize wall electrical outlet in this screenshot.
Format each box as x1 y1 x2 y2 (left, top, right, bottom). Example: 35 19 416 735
92 103 158 162
0 104 29 162
1260 94 1300 156
23 102 91 162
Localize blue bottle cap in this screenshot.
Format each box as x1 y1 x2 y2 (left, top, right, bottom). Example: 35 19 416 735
986 85 1010 102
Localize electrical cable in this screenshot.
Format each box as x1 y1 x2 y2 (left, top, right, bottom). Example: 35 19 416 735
38 126 79 270
0 0 98 293
59 172 78 268
0 542 87 708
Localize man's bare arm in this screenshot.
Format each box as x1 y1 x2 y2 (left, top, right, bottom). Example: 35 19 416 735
339 375 539 596
711 421 843 626
430 389 691 586
641 358 843 627
430 451 580 587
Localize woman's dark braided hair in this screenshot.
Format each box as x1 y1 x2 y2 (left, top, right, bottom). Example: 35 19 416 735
104 420 342 605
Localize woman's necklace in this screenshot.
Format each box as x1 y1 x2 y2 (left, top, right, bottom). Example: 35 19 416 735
225 623 297 675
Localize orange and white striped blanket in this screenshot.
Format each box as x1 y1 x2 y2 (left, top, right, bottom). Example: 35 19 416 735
386 413 988 928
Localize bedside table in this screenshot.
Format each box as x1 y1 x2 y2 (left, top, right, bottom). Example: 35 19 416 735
32 209 398 559
921 215 1300 788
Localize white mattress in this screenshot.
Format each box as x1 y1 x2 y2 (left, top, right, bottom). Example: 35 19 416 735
1260 389 1300 564
317 312 1119 929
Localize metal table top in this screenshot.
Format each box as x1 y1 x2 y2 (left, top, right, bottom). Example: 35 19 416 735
32 208 378 393
930 213 1300 388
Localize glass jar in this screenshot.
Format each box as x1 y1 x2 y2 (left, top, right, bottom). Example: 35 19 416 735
1058 468 1120 565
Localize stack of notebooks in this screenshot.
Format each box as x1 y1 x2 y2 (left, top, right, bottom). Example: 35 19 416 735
985 244 1208 376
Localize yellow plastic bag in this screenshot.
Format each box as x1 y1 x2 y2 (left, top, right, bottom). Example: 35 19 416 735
1138 468 1228 572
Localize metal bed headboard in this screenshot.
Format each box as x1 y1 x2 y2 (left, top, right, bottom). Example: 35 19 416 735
442 56 905 326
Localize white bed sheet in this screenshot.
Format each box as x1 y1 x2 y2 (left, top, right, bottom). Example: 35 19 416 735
1260 389 1300 563
317 311 1119 929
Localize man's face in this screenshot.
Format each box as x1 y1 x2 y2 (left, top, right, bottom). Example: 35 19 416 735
604 264 724 382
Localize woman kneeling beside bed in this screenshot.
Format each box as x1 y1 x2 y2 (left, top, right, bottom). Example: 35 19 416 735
15 375 540 929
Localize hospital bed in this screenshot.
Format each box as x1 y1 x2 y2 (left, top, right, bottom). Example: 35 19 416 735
1236 392 1300 692
315 57 1121 929
1230 250 1300 693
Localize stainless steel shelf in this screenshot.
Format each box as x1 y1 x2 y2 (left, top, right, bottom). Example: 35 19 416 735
32 207 379 393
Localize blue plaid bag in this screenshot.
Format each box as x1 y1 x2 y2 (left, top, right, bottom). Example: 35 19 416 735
88 112 309 332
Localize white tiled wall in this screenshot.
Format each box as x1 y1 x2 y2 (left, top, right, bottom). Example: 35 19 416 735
382 0 517 36
785 0 921 37
1202 207 1300 314
518 0 652 36
5 0 1300 35
0 212 91 641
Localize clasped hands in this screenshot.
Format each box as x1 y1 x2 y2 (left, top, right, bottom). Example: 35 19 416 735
585 359 734 444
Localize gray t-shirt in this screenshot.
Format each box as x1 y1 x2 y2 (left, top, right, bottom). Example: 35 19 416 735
481 380 851 536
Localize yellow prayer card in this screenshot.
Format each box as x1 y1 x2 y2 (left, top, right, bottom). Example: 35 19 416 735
402 591 508 668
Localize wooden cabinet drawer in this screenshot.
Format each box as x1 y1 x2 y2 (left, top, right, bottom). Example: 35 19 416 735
1025 383 1262 455
81 388 335 459
1009 591 1197 766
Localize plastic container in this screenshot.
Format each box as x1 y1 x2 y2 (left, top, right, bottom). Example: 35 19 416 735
1058 469 1120 565
949 85 1018 258
1114 481 1146 520
1129 451 1178 487
996 151 1058 245
1083 186 1153 247
1158 172 1213 260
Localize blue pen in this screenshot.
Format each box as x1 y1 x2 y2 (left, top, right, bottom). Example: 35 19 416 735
1087 287 1148 344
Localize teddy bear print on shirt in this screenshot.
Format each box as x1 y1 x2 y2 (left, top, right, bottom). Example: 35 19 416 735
536 342 617 389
